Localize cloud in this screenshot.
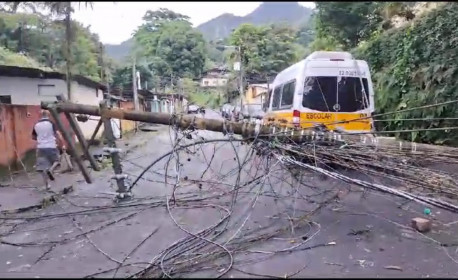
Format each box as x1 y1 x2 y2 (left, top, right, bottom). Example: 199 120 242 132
72 2 315 45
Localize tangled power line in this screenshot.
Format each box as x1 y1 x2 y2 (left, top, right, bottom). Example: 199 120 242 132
1 101 458 277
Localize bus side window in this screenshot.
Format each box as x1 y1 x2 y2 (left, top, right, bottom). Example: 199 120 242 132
263 88 272 111
280 80 296 108
271 86 282 110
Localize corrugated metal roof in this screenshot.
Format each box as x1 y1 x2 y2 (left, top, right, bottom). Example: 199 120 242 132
0 65 107 92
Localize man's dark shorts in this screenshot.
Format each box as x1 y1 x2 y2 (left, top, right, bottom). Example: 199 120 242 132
36 148 59 171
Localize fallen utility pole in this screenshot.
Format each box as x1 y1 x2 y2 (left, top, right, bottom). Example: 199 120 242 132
47 105 93 183
42 102 454 153
41 101 341 143
41 101 457 202
56 95 100 171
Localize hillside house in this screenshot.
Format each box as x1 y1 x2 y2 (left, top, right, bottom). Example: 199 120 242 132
0 65 107 139
200 67 230 88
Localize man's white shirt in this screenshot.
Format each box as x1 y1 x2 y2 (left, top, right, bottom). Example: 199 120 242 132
33 118 57 149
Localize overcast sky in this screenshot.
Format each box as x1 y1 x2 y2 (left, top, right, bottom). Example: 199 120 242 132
72 2 316 45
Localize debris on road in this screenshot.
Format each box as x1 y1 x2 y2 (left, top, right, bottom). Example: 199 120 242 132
8 263 31 272
325 262 344 267
356 259 374 268
411 217 432 232
348 229 371 236
384 265 403 271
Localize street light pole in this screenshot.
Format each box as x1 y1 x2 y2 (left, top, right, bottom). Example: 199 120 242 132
218 44 245 116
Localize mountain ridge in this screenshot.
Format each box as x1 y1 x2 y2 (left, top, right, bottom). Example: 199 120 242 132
105 2 313 62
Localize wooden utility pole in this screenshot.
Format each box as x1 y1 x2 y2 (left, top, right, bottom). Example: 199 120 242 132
132 58 139 111
132 58 139 131
47 106 92 183
56 95 100 172
41 101 343 143
99 43 104 84
239 46 244 111
65 2 72 101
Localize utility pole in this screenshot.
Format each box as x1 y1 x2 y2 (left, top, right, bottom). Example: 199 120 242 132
132 58 139 111
132 58 139 131
239 46 244 117
100 101 131 201
99 43 104 84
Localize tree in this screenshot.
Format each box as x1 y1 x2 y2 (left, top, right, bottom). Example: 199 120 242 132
315 2 384 49
141 8 190 31
10 2 94 100
295 14 316 47
111 64 153 91
132 9 207 89
133 8 190 58
0 2 107 83
228 23 299 80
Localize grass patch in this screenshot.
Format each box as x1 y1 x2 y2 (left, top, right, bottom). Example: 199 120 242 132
0 47 53 70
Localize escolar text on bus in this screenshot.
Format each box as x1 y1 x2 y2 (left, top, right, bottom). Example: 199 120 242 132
304 113 333 120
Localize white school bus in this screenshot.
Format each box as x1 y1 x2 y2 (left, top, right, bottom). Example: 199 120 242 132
263 51 375 132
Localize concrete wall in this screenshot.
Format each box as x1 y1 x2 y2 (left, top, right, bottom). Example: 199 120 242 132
0 76 66 105
71 83 104 139
0 104 73 174
0 76 104 140
119 101 136 134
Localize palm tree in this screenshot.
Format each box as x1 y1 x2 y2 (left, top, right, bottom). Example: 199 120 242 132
40 2 93 101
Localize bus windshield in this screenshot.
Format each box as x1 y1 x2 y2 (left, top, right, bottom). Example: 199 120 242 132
302 76 370 112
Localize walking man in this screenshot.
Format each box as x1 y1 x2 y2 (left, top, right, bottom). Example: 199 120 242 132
32 110 65 190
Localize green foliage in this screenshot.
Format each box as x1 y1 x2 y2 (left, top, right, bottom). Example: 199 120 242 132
0 46 51 69
295 14 316 47
189 90 223 109
229 23 299 78
305 36 344 56
111 64 154 92
314 2 417 49
178 77 223 108
206 40 225 67
295 24 314 47
355 2 458 145
315 2 382 49
132 9 207 89
0 10 106 81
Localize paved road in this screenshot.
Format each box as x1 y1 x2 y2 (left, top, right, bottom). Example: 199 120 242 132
0 111 457 278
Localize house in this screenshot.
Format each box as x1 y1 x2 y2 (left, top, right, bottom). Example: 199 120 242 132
144 92 187 114
200 67 230 88
0 65 107 139
111 89 188 115
243 83 271 118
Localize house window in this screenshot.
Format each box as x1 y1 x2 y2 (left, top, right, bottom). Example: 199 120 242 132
38 84 57 96
204 80 209 86
0 95 12 104
96 88 99 98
